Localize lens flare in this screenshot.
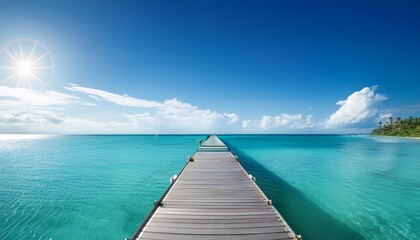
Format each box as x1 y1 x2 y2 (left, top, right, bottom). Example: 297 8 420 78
0 39 54 90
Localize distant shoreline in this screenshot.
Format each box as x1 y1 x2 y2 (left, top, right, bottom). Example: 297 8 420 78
404 136 420 140
371 135 420 140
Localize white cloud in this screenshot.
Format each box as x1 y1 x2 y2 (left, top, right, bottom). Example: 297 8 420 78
260 115 272 129
238 114 314 131
0 86 97 133
122 112 156 131
0 86 92 108
0 111 64 125
34 117 135 134
325 86 387 128
0 85 246 133
242 119 251 129
63 85 244 133
4 83 386 133
61 84 319 132
224 113 240 124
65 84 162 108
259 114 313 130
122 99 242 133
64 85 242 128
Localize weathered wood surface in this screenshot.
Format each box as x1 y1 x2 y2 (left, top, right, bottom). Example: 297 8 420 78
133 135 298 240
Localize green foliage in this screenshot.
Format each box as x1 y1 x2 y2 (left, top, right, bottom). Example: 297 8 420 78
371 117 420 137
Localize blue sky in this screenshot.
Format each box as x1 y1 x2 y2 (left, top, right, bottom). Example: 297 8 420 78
0 0 419 134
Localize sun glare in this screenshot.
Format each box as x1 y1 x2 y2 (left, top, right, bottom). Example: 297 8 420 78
16 61 35 77
0 39 54 90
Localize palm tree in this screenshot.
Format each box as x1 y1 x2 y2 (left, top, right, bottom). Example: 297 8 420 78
378 121 383 127
388 116 393 124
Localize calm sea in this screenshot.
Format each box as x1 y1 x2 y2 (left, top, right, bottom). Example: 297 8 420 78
0 135 419 240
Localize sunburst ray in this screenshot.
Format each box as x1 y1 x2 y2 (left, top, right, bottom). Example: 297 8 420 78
0 39 54 90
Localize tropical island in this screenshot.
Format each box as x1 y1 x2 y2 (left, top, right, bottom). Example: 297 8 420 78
371 117 420 137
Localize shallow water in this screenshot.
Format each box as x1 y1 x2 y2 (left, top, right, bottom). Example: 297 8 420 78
0 135 419 239
222 135 420 240
0 135 201 239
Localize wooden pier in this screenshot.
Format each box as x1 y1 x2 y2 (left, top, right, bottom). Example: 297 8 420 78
131 135 300 240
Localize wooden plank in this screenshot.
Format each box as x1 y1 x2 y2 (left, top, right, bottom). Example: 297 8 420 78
152 214 278 220
140 232 293 240
144 226 287 235
146 221 286 229
151 217 284 224
156 209 276 216
162 203 271 208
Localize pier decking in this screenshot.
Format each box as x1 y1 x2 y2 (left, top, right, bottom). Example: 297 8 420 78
131 135 300 240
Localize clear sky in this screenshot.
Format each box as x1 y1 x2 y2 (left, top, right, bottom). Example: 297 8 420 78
0 0 419 134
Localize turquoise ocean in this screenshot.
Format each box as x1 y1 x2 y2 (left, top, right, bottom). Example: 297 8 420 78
0 135 419 239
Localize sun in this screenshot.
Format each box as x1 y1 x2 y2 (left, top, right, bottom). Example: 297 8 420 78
16 60 35 77
0 39 54 90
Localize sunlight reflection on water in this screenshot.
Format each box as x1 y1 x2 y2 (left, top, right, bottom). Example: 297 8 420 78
0 134 54 140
